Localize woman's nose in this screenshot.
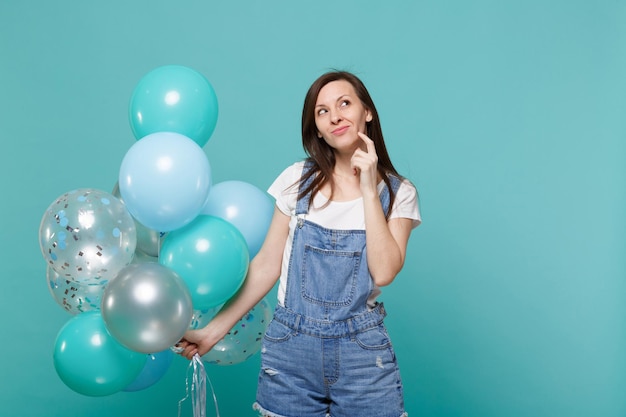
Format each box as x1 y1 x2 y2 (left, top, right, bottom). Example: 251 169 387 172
330 110 342 123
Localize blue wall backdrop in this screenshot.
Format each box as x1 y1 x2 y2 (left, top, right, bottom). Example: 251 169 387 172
1 1 625 416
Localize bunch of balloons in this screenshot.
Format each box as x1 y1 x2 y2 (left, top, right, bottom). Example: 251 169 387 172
38 65 275 397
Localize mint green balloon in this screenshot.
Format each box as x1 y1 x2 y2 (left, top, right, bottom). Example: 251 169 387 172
129 65 219 147
160 215 249 310
53 311 146 396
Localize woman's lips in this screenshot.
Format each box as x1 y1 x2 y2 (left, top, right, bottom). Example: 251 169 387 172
332 126 349 135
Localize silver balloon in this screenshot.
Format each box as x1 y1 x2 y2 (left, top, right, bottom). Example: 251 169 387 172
47 266 105 315
39 188 137 285
101 262 192 353
131 250 158 265
135 223 164 257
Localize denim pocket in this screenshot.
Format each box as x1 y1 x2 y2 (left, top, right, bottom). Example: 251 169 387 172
354 325 392 350
301 244 361 307
263 319 295 343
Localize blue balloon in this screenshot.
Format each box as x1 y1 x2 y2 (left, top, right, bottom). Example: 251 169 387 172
118 132 212 232
160 215 249 310
53 311 146 397
123 349 174 392
201 181 274 258
129 65 219 147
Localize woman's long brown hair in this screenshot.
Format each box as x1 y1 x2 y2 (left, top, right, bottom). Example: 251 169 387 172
298 70 401 218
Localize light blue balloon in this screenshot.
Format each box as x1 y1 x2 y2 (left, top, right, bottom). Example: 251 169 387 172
53 311 146 397
118 132 212 232
129 65 219 147
201 181 274 259
160 215 249 310
122 349 174 392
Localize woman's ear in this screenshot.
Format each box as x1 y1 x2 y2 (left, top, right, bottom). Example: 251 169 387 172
366 110 373 122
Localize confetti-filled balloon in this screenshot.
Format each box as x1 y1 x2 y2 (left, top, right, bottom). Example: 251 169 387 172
53 311 146 396
39 188 136 285
128 65 219 147
203 298 272 366
47 266 105 315
189 304 222 330
101 262 193 354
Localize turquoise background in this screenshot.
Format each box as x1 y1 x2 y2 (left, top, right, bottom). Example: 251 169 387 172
2 1 625 416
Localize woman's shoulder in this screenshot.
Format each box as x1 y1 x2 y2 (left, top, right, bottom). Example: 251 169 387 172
390 176 421 227
289 160 307 172
269 160 307 195
398 177 417 194
384 172 417 194
275 160 306 183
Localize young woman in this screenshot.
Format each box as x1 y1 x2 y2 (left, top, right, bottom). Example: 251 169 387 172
178 70 421 417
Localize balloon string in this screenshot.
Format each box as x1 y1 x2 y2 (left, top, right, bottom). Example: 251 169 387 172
205 360 220 417
191 355 206 417
178 354 220 417
177 363 192 417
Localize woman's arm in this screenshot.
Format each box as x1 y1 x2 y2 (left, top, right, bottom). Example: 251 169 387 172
352 132 413 286
362 205 413 287
178 206 290 359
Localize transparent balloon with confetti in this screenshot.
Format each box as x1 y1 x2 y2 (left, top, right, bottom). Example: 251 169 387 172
189 304 222 330
38 188 136 285
47 266 105 314
203 298 272 366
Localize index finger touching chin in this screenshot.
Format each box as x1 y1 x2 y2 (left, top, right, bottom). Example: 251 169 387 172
357 132 376 152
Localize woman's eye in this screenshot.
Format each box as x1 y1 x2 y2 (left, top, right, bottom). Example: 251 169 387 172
317 109 327 115
340 100 350 107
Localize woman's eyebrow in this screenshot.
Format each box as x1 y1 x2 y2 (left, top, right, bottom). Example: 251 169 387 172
315 94 351 108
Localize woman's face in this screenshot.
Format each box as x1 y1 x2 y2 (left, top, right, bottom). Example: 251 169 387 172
314 80 372 154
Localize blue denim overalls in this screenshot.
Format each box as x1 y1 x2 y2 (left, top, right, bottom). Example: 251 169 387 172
254 164 407 417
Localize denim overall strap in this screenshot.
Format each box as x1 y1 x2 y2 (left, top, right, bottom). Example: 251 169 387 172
295 160 316 216
379 174 402 218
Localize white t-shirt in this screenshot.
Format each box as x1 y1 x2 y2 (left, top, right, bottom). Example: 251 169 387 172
268 161 421 307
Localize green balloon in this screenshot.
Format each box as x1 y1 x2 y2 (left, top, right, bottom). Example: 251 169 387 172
53 311 146 396
160 215 249 310
129 65 219 147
